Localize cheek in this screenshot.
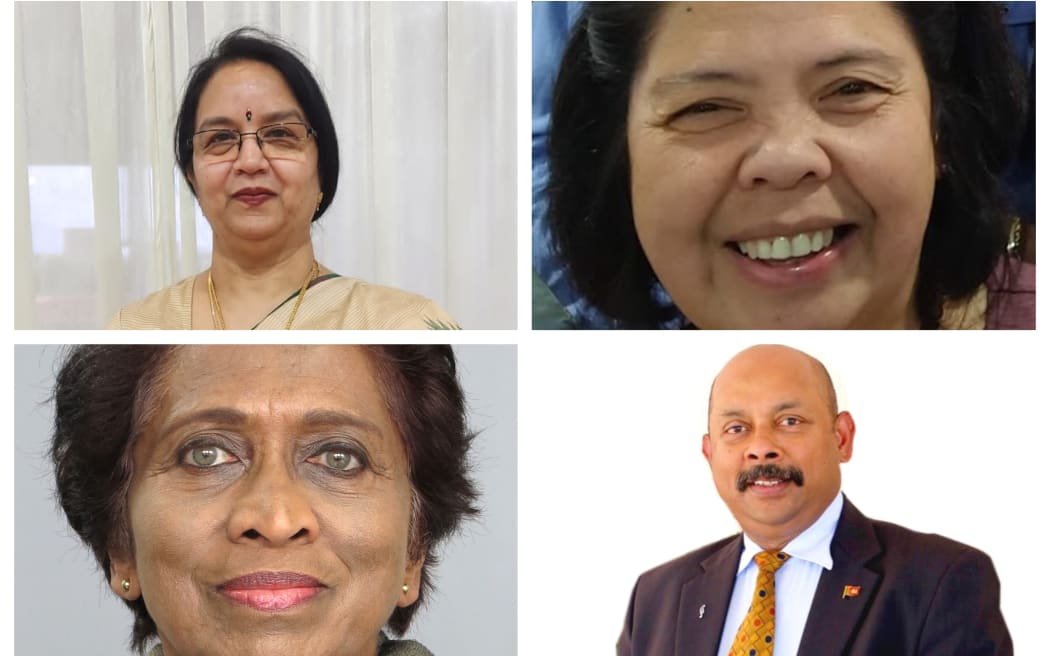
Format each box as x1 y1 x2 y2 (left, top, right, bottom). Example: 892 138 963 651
629 128 738 272
846 112 936 264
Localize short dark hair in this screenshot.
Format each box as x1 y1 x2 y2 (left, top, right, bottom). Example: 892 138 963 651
51 345 478 653
174 27 340 221
547 2 1027 328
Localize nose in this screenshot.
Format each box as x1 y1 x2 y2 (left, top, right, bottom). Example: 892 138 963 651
745 426 782 462
227 459 319 546
737 109 832 190
232 134 269 173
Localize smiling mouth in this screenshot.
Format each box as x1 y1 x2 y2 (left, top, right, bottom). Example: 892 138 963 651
729 225 857 264
218 571 326 612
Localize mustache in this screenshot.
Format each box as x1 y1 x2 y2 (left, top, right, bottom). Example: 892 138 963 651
736 464 804 492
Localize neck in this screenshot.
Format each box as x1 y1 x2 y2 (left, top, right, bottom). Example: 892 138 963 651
209 241 317 297
204 242 319 329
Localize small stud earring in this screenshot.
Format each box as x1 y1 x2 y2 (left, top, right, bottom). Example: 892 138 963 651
401 584 409 593
121 579 131 593
316 192 324 213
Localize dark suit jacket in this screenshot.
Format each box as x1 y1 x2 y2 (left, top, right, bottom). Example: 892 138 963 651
617 497 1011 656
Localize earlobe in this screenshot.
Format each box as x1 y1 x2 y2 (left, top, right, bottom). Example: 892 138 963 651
109 564 141 601
396 557 424 608
109 552 141 600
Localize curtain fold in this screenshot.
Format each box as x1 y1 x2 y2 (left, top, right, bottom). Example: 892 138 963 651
17 1 515 329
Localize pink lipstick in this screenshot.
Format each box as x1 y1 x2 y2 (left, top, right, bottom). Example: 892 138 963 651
218 571 324 611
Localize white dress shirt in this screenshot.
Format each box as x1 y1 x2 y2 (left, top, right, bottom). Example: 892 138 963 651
715 492 844 656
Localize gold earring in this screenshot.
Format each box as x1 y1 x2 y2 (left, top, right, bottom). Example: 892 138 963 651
316 192 323 213
121 579 131 593
401 584 409 593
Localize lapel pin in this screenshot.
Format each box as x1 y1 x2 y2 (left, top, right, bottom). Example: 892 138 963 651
842 585 861 599
698 604 707 619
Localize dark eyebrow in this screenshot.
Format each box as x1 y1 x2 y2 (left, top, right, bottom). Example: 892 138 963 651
717 401 802 419
159 407 249 436
196 109 305 132
772 401 802 414
649 47 903 99
814 47 904 70
301 409 382 435
650 69 758 97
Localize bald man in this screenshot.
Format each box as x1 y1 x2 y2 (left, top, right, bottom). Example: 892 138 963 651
617 345 1011 656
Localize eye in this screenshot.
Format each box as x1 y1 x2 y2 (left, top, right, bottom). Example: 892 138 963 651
833 80 884 96
182 443 238 468
725 423 747 435
308 446 364 473
262 125 296 138
666 99 744 133
206 130 238 146
680 101 724 115
779 416 803 427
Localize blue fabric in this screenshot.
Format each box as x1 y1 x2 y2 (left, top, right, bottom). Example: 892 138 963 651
1001 2 1035 224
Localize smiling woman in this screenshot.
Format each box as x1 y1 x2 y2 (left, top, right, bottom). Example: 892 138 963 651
545 2 1033 329
106 28 458 330
50 345 478 655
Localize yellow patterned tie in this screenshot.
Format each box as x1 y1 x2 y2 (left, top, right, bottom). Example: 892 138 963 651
728 550 790 656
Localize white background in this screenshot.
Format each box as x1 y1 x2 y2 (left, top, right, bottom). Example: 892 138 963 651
518 331 1043 654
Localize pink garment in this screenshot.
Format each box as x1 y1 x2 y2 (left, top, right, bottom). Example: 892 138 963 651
985 259 1035 329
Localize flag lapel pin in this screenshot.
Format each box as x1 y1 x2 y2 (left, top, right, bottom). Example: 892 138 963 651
842 585 861 599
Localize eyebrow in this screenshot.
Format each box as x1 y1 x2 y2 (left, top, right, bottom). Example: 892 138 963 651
159 406 381 438
649 47 903 98
196 109 305 131
717 401 802 419
300 409 383 435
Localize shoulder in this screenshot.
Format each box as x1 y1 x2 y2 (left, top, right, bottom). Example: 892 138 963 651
631 534 739 601
869 517 989 565
985 258 1035 329
105 277 195 330
305 277 460 330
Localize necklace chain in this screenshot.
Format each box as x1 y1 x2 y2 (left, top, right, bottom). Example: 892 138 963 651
207 260 319 330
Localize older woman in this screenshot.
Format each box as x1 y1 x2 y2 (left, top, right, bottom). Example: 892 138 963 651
543 2 1034 329
51 345 477 655
107 29 457 329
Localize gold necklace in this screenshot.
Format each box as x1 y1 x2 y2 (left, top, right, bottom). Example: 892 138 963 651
207 260 319 330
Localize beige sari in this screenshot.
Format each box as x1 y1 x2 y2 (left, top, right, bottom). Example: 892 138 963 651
106 274 460 330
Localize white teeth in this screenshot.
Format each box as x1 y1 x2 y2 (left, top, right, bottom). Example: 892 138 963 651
738 229 836 261
752 479 783 487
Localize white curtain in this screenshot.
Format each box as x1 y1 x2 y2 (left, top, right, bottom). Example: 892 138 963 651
15 1 516 329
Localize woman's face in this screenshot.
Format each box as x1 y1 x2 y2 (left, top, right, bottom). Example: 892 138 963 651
189 60 321 255
112 346 420 656
626 2 936 328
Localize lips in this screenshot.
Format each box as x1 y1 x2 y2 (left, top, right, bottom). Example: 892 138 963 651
218 571 325 611
232 187 276 206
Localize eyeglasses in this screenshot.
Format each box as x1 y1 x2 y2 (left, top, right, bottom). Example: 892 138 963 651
191 122 317 162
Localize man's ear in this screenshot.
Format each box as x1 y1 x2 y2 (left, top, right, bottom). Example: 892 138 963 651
834 411 856 462
702 433 713 463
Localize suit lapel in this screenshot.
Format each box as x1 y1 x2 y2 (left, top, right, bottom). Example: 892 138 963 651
675 536 742 656
797 497 884 656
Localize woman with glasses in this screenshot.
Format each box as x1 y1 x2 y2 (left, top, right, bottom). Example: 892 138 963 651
107 28 458 329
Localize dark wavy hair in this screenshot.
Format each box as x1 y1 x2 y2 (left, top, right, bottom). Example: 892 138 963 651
51 345 478 653
174 27 340 221
547 2 1028 328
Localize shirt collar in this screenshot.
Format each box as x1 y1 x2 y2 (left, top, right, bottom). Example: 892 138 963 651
737 491 843 575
